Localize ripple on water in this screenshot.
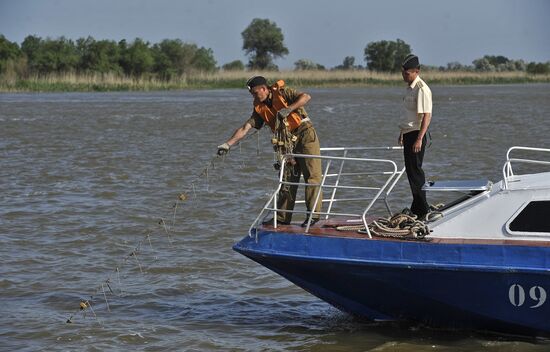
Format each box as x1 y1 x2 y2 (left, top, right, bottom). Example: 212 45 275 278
1 87 550 351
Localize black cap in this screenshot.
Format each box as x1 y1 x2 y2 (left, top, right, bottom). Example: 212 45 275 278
246 76 267 90
402 54 420 70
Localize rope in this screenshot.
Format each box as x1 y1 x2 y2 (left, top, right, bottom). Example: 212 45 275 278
66 128 264 325
272 112 298 195
371 213 430 239
65 232 159 325
336 213 430 240
335 224 365 231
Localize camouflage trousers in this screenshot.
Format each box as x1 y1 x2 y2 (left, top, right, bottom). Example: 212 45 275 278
276 123 322 223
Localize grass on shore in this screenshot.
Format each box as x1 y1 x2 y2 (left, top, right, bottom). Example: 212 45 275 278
1 70 549 92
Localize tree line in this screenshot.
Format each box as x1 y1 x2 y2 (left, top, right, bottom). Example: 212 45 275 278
0 35 217 79
1 18 549 79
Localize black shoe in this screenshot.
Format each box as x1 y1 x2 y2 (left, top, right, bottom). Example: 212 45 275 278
301 218 319 227
262 218 290 226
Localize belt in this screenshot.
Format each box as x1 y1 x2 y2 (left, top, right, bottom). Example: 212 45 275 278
291 120 313 136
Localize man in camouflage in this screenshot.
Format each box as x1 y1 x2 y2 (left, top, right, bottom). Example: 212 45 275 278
217 76 322 227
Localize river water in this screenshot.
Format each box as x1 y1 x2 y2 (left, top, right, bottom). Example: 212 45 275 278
1 84 550 351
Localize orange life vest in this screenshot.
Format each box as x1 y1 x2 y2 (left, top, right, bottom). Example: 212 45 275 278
253 80 303 132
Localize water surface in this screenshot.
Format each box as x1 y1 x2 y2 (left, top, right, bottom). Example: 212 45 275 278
1 84 550 351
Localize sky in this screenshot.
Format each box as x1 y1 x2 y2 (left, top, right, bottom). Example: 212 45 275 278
0 0 549 69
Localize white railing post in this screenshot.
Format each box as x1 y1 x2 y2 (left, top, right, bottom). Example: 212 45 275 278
361 161 398 239
381 166 406 215
325 149 347 219
305 159 332 233
251 146 405 240
502 146 550 190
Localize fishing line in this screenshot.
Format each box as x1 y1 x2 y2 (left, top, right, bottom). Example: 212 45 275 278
66 127 266 325
101 284 110 312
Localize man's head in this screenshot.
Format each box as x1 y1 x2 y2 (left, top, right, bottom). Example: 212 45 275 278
401 54 420 84
246 76 270 102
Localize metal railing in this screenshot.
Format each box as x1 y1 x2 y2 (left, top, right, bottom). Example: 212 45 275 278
502 146 550 189
249 146 405 239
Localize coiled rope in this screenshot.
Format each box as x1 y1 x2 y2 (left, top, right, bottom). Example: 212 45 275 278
337 213 430 240
369 213 430 239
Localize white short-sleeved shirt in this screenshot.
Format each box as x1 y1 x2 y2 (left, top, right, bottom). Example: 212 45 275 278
399 76 432 134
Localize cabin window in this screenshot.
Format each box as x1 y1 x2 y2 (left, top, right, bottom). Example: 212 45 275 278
509 201 550 233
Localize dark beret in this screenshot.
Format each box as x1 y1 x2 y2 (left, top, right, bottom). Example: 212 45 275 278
246 76 268 90
402 54 420 70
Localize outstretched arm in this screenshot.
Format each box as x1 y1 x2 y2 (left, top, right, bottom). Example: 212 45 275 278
217 121 254 155
226 121 254 147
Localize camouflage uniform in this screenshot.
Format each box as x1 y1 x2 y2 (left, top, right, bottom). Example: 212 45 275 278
248 87 322 224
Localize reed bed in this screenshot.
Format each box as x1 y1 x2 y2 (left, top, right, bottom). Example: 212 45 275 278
1 70 549 92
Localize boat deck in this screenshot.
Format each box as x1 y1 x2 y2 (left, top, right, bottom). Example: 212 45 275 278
252 146 550 247
259 217 550 247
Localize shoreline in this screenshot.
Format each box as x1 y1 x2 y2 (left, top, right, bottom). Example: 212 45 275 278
1 70 549 92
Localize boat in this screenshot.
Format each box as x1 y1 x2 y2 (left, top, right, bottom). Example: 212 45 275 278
233 146 550 336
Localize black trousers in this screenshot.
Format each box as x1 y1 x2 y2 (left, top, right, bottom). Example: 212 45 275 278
403 130 429 218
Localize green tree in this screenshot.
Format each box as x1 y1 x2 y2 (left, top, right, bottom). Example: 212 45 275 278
242 18 289 70
151 39 216 79
76 36 122 73
191 47 217 72
342 56 355 70
222 60 245 71
152 39 194 78
334 56 359 70
527 61 550 74
512 59 526 71
21 35 41 64
473 55 515 72
483 55 509 66
294 59 325 71
119 38 154 76
21 36 79 73
364 39 411 72
472 57 495 72
0 35 21 73
446 61 466 71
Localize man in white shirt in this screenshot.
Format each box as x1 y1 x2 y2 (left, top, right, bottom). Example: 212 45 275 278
398 54 432 219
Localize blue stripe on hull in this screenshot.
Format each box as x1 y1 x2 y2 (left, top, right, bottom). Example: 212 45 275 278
233 231 550 336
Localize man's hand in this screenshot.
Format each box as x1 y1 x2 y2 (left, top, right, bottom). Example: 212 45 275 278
398 133 403 146
413 139 423 153
277 108 292 119
217 142 230 156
